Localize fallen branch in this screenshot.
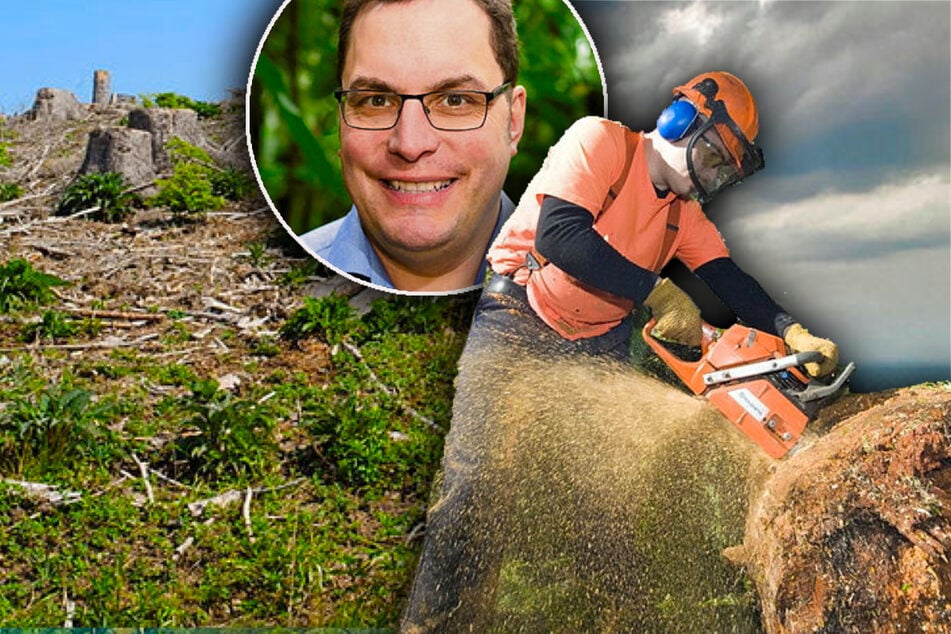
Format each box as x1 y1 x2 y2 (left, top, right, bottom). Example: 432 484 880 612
0 184 59 213
2 478 82 506
62 307 166 322
130 452 154 504
243 487 255 542
62 588 76 628
0 333 159 353
173 536 195 561
187 478 306 518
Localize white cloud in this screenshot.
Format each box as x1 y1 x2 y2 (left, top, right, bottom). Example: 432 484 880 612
659 3 723 47
721 170 950 262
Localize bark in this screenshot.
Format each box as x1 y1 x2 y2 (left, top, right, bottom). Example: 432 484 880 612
30 88 85 122
727 386 951 633
79 127 156 187
127 107 204 173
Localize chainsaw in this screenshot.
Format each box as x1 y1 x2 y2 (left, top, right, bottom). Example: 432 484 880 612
642 318 855 459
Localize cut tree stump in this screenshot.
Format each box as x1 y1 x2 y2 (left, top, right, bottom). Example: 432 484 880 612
30 88 85 122
127 107 204 173
79 127 156 187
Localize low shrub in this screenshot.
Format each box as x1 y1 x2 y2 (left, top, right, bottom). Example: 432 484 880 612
210 166 255 201
151 162 225 217
57 172 138 222
0 380 115 477
0 259 68 313
149 139 256 218
0 182 22 202
168 379 278 482
141 92 222 118
280 294 359 345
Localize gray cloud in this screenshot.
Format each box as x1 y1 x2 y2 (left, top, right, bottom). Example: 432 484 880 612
572 0 950 379
719 170 951 263
575 1 951 189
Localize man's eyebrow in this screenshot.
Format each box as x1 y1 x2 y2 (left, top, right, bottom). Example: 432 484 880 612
344 77 394 91
343 75 485 93
428 75 483 91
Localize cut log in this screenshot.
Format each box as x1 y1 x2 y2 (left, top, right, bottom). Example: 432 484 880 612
730 386 951 633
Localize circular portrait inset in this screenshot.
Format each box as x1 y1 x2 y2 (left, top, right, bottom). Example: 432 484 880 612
247 0 605 295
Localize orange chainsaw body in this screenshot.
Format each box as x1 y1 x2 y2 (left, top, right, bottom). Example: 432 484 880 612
642 320 812 459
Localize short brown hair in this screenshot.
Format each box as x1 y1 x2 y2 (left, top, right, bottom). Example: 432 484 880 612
337 0 519 86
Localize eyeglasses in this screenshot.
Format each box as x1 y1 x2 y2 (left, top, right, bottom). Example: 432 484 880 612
334 82 511 131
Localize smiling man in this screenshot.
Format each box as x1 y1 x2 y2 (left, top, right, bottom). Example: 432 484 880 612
298 0 526 293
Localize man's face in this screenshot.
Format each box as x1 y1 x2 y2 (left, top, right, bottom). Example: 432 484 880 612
339 0 526 279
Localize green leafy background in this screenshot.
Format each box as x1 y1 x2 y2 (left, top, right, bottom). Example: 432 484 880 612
249 0 605 235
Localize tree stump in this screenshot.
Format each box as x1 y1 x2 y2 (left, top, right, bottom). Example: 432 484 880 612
30 88 85 122
127 107 204 173
93 70 111 105
79 128 156 187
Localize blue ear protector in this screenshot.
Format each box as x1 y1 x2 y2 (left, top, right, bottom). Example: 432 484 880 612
657 99 699 141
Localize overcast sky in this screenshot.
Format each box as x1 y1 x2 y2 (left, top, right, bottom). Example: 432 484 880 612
573 0 950 390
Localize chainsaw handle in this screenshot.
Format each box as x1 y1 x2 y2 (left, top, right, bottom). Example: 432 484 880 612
641 317 716 395
794 350 825 364
642 317 718 353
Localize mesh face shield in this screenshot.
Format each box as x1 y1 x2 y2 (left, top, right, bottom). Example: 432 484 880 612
685 114 764 205
677 78 765 204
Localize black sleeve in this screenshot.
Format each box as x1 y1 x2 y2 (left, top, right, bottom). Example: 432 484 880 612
535 195 658 304
694 257 796 336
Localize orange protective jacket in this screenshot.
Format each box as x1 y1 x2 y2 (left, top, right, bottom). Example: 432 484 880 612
488 117 730 340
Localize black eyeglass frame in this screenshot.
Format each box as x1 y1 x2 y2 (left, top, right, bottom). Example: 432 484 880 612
333 82 512 131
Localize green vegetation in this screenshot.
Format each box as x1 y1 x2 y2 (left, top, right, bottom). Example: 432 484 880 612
0 377 117 479
140 92 222 118
168 379 279 482
210 165 255 201
57 172 139 223
0 182 22 202
250 0 604 234
0 285 480 626
150 139 254 219
0 259 69 313
0 142 12 167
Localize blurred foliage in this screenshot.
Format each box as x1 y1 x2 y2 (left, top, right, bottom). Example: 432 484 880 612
249 0 604 235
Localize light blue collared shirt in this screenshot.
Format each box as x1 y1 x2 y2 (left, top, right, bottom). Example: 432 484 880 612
299 193 516 291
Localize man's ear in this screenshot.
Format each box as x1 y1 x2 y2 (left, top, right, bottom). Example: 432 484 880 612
508 85 527 155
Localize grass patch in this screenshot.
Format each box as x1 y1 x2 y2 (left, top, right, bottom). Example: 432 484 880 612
0 292 479 627
0 182 22 202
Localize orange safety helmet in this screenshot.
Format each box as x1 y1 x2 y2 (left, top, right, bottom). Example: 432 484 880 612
670 71 765 203
675 72 759 167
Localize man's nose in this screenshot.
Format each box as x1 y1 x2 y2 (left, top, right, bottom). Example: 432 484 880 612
387 99 440 161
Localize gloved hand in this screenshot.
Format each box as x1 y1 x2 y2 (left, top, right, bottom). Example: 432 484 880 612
643 278 702 347
784 323 839 377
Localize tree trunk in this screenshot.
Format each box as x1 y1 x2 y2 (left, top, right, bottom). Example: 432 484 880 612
727 386 951 633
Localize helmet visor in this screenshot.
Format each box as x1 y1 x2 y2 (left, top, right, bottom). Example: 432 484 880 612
686 118 764 204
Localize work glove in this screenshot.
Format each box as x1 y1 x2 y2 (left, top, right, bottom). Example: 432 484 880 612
784 323 839 378
643 278 702 347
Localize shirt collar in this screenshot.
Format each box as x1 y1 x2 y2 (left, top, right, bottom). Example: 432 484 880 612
327 193 516 291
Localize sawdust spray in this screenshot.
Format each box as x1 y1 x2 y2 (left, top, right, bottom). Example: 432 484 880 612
426 335 772 633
